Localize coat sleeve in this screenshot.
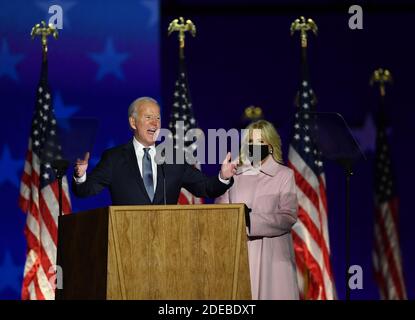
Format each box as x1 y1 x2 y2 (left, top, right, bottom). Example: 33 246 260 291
71 150 113 198
248 170 298 237
181 164 233 199
214 188 230 204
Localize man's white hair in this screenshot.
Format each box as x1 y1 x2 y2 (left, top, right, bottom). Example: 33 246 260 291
128 97 159 119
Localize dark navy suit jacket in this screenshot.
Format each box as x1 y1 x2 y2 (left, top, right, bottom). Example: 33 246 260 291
72 140 233 205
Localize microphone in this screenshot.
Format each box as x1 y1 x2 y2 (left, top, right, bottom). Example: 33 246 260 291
161 163 167 205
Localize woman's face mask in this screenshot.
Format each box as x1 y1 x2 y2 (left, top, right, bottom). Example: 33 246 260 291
248 144 270 162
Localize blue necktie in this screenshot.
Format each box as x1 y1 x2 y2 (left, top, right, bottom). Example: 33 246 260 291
142 148 154 201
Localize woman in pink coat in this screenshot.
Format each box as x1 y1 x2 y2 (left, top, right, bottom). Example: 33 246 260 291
215 120 299 300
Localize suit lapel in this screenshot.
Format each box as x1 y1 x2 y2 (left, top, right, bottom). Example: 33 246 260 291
123 140 152 203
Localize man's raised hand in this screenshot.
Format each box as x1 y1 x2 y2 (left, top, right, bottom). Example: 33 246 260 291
220 152 238 180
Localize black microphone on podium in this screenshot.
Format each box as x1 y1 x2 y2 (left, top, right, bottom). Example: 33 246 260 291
161 163 167 205
156 144 167 205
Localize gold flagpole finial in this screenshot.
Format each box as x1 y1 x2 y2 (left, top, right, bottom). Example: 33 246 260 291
168 17 196 58
290 16 318 48
243 106 264 120
31 21 58 60
370 68 393 97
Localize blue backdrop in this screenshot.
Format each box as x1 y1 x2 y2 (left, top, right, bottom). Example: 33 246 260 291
0 0 414 300
0 0 160 299
160 1 415 300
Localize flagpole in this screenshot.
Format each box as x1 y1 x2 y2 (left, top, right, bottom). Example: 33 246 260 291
370 69 408 299
30 21 69 299
31 21 58 62
167 17 205 205
293 17 355 300
291 16 338 300
370 68 393 115
168 17 196 60
291 17 317 84
31 22 67 299
167 17 196 99
31 21 68 218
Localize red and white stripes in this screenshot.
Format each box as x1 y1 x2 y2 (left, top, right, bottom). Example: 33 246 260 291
373 198 407 299
19 139 71 300
288 145 336 300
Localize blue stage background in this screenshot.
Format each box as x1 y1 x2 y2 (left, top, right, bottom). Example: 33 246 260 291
0 0 160 299
160 1 415 300
1 0 414 300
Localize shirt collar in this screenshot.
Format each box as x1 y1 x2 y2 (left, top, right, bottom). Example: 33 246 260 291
133 137 156 155
236 157 281 177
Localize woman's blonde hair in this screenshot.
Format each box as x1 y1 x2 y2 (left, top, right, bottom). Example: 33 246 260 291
241 120 283 164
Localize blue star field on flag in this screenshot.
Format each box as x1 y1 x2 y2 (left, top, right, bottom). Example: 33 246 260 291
291 80 324 176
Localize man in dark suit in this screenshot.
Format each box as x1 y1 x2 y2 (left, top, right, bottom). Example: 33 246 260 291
73 97 237 205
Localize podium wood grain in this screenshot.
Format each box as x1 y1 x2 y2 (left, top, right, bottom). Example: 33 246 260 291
57 204 251 300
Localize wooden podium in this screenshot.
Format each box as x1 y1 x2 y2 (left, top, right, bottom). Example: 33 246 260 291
56 204 251 300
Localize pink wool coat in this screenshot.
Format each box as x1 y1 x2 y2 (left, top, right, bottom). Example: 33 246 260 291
215 157 300 300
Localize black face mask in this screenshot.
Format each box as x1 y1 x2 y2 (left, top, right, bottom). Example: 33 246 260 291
248 144 270 162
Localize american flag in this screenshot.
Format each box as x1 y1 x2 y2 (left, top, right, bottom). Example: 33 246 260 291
287 77 336 299
18 60 71 300
372 107 407 299
168 58 203 204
